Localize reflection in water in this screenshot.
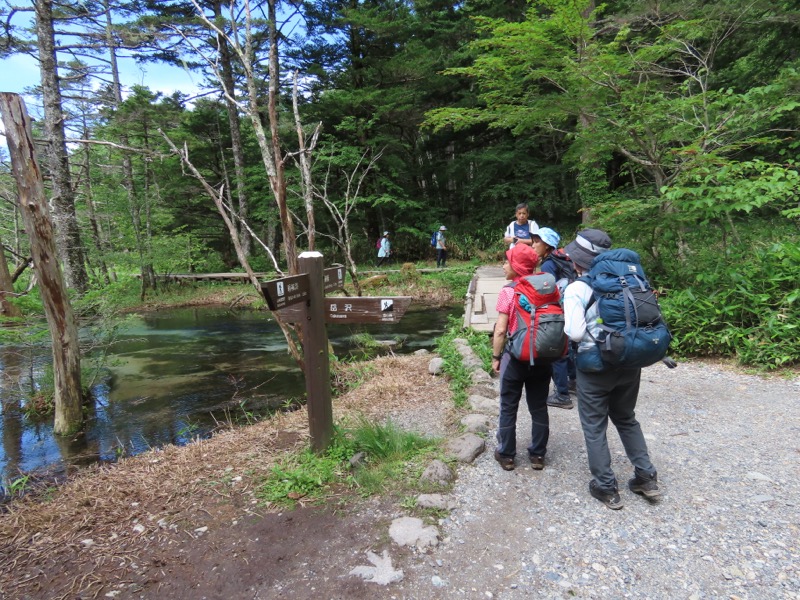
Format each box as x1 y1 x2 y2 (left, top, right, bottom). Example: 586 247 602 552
0 305 459 482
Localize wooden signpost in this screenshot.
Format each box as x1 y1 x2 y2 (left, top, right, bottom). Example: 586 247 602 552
260 255 410 452
323 265 346 293
273 295 411 324
261 274 309 311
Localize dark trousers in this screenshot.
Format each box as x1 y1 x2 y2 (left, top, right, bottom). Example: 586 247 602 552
436 248 447 268
576 367 656 491
496 356 551 458
551 350 576 395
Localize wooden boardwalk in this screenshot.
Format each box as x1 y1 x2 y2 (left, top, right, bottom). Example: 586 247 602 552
135 272 268 282
463 265 506 333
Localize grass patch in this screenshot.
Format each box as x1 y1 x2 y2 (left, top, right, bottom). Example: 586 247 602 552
435 316 493 407
331 361 379 396
256 416 441 508
358 260 476 305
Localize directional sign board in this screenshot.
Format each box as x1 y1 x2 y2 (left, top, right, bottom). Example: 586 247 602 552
276 296 411 324
260 274 309 311
323 266 346 293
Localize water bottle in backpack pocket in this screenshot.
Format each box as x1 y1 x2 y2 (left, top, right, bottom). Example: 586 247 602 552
575 249 672 372
505 273 568 365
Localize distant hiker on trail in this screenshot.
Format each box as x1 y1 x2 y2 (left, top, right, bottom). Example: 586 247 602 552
503 203 539 249
491 243 551 472
376 231 391 267
563 229 663 510
532 227 577 411
435 226 447 268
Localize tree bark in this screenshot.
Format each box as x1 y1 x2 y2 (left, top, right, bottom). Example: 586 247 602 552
213 0 251 258
190 0 298 273
35 0 89 293
292 71 321 251
0 93 83 435
266 0 296 271
0 237 23 319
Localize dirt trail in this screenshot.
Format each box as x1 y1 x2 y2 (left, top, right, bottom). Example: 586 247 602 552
1 357 799 600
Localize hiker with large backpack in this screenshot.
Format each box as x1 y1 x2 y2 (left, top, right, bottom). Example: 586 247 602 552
491 243 567 472
563 229 669 510
532 227 577 410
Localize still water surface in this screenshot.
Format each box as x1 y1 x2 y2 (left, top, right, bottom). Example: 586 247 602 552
0 305 460 483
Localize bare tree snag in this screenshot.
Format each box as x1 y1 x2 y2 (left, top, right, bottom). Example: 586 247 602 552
0 93 83 435
35 0 89 293
0 236 22 319
160 132 304 368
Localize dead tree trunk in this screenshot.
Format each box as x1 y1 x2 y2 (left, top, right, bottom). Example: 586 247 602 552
0 93 83 435
213 0 251 258
292 71 321 251
35 0 89 293
0 237 23 319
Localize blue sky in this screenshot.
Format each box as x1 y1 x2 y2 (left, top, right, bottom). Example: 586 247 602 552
0 52 204 153
0 52 204 107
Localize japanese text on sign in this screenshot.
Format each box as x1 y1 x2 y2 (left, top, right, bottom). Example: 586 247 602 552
329 302 353 318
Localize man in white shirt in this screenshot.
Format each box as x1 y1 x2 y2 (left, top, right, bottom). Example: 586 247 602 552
563 229 663 510
503 203 539 248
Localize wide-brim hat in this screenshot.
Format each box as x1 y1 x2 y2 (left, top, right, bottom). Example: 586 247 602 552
439 225 447 231
505 243 539 277
564 229 612 270
383 231 390 236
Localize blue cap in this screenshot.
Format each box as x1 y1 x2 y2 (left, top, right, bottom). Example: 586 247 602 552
533 227 560 250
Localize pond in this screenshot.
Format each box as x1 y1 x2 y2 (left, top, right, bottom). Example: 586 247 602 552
0 304 461 485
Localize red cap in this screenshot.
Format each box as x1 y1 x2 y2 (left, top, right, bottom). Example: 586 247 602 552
505 244 539 277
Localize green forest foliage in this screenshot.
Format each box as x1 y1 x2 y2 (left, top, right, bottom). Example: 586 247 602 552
1 0 798 368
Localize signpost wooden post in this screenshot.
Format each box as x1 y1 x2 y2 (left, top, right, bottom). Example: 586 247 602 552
297 253 333 453
260 255 410 453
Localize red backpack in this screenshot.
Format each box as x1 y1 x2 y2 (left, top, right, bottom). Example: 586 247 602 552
505 272 568 365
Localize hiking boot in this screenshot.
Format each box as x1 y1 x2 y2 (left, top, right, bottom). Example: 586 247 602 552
494 450 515 471
529 455 545 470
589 480 623 510
546 392 574 410
568 378 577 392
628 472 663 498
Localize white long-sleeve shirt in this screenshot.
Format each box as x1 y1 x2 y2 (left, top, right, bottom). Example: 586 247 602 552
563 280 594 342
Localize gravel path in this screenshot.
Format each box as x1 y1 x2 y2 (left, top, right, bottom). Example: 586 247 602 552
389 361 800 599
